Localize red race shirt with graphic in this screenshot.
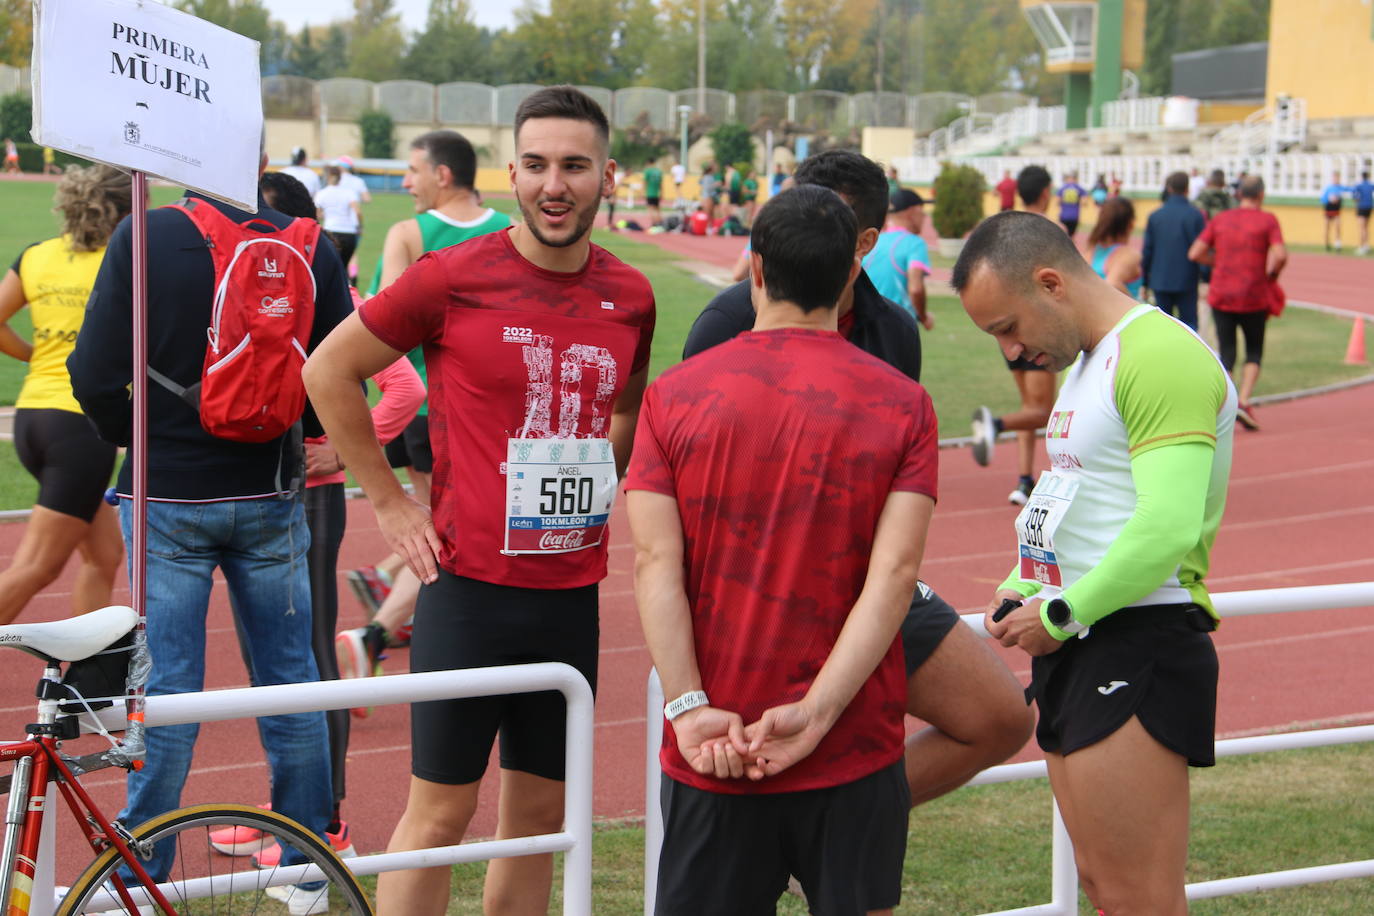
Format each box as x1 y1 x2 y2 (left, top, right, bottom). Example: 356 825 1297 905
359 228 655 589
625 328 938 794
1199 207 1284 314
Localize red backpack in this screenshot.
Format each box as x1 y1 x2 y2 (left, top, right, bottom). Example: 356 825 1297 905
151 198 321 443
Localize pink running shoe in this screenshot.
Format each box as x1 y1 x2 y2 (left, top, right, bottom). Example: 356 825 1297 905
207 804 272 856
253 820 356 868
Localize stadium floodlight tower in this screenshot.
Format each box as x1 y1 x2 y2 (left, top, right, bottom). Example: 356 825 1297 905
1019 0 1145 130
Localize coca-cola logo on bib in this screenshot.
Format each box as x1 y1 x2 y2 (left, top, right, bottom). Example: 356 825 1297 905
539 529 586 551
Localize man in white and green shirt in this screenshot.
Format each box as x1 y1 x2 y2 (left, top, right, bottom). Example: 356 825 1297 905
952 211 1236 916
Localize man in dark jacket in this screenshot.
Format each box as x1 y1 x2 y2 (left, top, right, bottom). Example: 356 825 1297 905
1142 171 1206 329
68 139 352 895
683 149 1032 811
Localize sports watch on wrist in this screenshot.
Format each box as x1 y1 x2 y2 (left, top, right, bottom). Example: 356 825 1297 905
1046 598 1088 636
664 690 709 721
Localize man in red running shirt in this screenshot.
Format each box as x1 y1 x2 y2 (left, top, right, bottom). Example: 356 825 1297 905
304 86 655 915
628 185 938 915
1188 175 1286 430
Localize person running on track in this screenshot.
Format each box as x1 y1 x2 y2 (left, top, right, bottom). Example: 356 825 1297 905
684 149 1031 814
953 210 1236 916
303 85 655 915
969 165 1057 506
0 164 131 626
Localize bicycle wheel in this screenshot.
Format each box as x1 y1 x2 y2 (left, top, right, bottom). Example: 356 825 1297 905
57 803 372 915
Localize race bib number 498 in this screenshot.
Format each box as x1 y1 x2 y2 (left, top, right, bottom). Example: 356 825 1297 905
503 437 618 555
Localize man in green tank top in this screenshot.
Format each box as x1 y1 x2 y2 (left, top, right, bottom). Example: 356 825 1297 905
642 156 663 226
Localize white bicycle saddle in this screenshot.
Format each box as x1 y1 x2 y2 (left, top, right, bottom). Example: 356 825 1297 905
0 605 138 663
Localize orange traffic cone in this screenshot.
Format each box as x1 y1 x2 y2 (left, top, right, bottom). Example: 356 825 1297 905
1345 318 1368 366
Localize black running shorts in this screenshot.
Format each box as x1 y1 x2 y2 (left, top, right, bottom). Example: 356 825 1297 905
902 581 961 678
1028 603 1218 767
13 408 117 521
656 760 909 916
383 414 433 474
409 570 599 785
1358 208 1372 219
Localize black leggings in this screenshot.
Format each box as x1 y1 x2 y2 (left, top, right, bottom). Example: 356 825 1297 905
231 483 349 809
1212 309 1267 371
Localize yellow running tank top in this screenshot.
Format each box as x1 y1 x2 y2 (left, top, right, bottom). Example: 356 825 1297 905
14 234 106 414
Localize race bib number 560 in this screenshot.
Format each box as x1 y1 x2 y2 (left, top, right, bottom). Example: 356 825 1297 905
503 437 618 555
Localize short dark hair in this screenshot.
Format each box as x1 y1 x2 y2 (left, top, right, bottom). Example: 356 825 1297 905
1086 196 1135 247
260 171 315 219
792 149 889 233
412 129 477 190
1238 175 1265 200
1165 171 1189 195
290 146 307 166
514 85 610 149
1209 169 1226 187
951 210 1092 294
750 185 858 313
1016 165 1052 206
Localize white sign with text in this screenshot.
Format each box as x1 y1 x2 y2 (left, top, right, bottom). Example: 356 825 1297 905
31 0 262 210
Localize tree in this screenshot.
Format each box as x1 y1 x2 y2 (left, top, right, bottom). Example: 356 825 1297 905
0 0 33 68
1207 0 1270 48
285 26 328 79
402 0 490 84
347 0 406 81
710 122 753 170
0 92 32 144
175 0 279 68
359 108 395 158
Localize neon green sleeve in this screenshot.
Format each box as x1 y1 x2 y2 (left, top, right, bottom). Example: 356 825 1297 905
1117 312 1228 457
1059 442 1213 627
997 565 1042 599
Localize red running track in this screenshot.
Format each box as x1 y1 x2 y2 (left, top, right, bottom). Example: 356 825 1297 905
1 243 1370 884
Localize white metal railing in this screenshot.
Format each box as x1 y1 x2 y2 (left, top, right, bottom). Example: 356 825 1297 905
937 103 1068 158
643 582 1374 915
1100 96 1165 129
894 150 1365 199
33 664 596 916
1210 97 1309 162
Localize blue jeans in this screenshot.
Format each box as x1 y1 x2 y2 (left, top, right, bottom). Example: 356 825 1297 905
118 496 331 881
1154 288 1198 330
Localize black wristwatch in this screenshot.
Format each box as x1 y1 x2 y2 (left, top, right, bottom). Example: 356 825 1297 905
1046 598 1088 637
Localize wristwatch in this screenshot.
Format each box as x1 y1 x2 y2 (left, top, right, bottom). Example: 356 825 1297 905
1045 598 1088 637
664 690 709 721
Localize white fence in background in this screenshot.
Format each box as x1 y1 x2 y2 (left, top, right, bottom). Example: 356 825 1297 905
644 582 1374 915
894 150 1369 199
1100 95 1165 129
32 664 596 916
924 103 1067 158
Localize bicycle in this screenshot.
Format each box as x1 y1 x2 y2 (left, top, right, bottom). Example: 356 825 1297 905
0 604 373 915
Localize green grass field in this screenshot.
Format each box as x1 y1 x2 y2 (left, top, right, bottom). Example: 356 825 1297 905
2 180 1372 910
387 741 1374 914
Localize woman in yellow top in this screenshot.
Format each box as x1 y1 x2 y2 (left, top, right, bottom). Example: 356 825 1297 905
0 164 132 625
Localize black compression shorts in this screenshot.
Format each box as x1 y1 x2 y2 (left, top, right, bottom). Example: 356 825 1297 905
409 570 599 784
655 760 909 916
383 414 433 474
1028 603 1218 767
902 581 961 678
13 408 116 521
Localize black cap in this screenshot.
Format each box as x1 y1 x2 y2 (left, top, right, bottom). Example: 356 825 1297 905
890 188 924 212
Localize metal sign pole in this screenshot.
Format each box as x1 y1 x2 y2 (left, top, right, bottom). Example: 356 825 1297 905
129 169 149 725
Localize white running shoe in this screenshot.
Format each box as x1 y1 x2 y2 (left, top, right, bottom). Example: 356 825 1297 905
1008 480 1033 506
265 883 330 916
970 406 996 467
